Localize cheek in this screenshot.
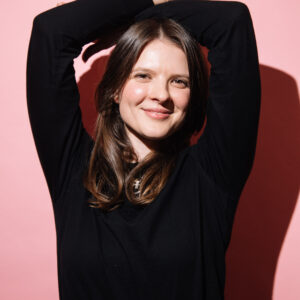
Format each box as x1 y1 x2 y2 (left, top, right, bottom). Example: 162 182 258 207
118 82 147 123
121 81 146 103
172 89 190 111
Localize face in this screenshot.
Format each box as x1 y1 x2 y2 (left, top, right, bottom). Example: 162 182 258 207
114 39 190 149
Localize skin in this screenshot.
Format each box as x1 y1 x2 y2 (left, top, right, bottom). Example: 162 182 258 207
114 39 191 162
152 0 169 4
57 1 170 7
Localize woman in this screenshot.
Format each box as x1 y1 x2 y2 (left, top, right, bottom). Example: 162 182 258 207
26 0 261 299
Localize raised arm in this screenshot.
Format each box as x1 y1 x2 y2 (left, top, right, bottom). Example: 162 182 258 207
135 0 261 198
26 0 155 203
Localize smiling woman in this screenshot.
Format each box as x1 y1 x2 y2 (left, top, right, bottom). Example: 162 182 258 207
84 17 208 211
26 0 260 298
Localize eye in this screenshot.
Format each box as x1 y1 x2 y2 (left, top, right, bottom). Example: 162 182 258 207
173 79 189 88
134 73 150 79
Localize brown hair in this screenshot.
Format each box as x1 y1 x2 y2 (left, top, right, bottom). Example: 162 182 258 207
83 18 208 212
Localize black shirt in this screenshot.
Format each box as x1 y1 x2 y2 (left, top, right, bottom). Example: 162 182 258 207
26 0 261 299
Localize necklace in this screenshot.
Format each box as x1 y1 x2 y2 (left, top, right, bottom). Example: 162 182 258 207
133 178 142 197
133 179 140 190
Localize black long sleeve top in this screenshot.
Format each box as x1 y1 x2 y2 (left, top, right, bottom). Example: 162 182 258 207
26 0 261 299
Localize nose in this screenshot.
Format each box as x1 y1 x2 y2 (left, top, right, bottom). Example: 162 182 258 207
148 78 170 102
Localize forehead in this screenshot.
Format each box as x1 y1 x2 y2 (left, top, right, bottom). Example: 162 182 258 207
133 39 189 73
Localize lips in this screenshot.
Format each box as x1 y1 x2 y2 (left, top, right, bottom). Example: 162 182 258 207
143 108 172 114
143 108 172 120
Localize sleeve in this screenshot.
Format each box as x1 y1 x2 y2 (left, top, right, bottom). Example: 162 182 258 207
134 0 261 198
26 0 155 203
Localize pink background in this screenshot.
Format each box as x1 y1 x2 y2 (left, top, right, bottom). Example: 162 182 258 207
1 0 299 299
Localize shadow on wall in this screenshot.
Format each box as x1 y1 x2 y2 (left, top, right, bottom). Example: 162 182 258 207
78 55 110 136
78 56 300 300
225 65 300 300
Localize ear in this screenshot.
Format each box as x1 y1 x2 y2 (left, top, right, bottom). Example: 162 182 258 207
113 92 119 104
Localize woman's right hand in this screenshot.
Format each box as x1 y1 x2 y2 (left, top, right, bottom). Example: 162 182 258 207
57 1 171 7
153 0 170 5
57 0 170 6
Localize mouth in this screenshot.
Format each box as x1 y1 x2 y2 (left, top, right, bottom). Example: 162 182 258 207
142 109 171 120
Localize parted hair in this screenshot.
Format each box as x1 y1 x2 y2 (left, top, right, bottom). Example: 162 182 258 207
83 18 208 212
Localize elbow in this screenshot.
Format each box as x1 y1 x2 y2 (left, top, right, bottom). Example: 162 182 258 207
229 2 251 20
31 9 59 37
223 1 252 27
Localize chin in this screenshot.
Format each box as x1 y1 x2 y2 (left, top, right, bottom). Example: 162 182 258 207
140 130 173 141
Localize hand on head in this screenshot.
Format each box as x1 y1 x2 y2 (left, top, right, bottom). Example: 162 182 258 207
153 0 170 5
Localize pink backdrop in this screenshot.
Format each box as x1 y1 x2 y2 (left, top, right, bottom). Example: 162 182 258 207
1 0 299 299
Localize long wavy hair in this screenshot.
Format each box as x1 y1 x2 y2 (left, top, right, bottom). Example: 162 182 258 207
83 18 208 212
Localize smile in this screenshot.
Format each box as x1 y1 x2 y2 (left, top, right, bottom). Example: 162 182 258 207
143 109 171 120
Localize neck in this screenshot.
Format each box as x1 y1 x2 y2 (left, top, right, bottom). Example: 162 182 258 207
125 126 158 162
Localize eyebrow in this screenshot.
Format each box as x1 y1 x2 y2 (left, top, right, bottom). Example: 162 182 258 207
132 67 190 79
